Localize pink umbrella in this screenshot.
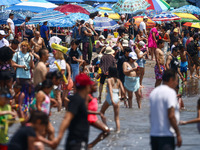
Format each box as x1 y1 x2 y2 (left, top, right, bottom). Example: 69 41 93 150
54 4 90 15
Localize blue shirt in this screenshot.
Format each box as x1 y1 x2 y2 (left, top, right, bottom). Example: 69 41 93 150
183 36 188 48
72 26 80 40
40 25 48 38
12 51 33 79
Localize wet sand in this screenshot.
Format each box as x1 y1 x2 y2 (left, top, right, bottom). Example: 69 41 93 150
9 60 200 150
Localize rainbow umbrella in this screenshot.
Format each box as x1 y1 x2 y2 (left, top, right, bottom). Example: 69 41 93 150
152 12 181 21
183 22 200 29
99 10 120 20
173 12 200 22
124 16 155 29
146 0 170 12
112 0 150 14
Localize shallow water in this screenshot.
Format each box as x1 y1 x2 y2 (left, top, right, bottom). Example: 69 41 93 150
9 69 200 150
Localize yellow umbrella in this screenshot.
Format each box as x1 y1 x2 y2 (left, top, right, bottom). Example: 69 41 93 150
183 22 200 29
99 7 112 11
173 13 200 22
100 11 120 20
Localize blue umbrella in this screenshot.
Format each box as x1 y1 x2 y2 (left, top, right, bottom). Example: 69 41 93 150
85 0 118 2
171 5 200 15
66 13 89 22
48 17 74 27
77 4 98 13
27 10 66 24
95 3 113 9
13 10 35 18
6 0 57 13
0 10 25 25
47 0 83 4
0 0 21 6
94 17 119 31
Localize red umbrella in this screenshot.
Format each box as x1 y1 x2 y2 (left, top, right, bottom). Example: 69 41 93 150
54 4 90 15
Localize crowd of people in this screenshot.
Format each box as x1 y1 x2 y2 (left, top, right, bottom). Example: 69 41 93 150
0 11 200 150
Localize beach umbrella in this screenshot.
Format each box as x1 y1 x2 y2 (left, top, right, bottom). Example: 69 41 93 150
124 16 156 28
0 10 25 25
183 22 200 29
152 12 181 21
93 17 119 31
27 10 66 24
112 0 150 14
99 11 120 20
12 10 35 18
171 5 200 15
85 0 118 2
77 4 98 13
48 17 74 27
47 0 83 4
6 0 57 13
169 0 189 8
146 0 170 12
54 4 90 15
173 12 200 22
96 3 113 11
66 13 89 22
0 0 21 6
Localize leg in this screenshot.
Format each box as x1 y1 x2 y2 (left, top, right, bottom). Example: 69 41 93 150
113 103 120 131
88 120 110 148
62 89 70 109
100 101 110 125
127 90 133 108
34 142 45 150
98 83 103 104
55 90 62 112
135 88 142 109
140 68 144 87
47 122 55 140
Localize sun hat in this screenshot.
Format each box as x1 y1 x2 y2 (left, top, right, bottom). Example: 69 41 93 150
122 40 129 47
129 52 138 60
75 73 94 87
104 46 115 55
99 35 105 40
138 41 145 47
173 28 178 33
143 16 148 19
0 30 6 35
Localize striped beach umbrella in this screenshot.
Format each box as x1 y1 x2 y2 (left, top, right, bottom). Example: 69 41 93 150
171 5 200 15
94 17 119 31
183 22 200 29
173 13 200 22
152 12 181 21
0 0 21 6
146 0 170 12
6 0 57 13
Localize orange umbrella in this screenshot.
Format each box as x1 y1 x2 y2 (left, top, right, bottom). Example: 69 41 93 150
124 16 155 29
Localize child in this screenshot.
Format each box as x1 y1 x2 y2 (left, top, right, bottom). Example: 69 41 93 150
8 111 49 150
0 88 16 150
87 82 110 148
100 67 125 132
180 98 200 133
179 45 192 81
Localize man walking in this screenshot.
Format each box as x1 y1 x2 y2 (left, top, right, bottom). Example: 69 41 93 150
149 69 182 150
7 13 15 39
139 16 148 37
40 21 49 49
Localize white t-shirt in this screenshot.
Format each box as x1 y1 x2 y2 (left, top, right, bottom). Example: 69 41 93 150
150 85 180 137
171 44 176 53
7 18 15 34
139 21 146 35
49 57 66 72
0 38 9 48
88 18 94 25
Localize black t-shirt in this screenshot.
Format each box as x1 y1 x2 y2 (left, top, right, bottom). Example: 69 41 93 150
187 40 199 57
170 55 179 73
115 51 127 74
68 48 81 64
8 126 36 150
169 32 182 47
66 93 89 144
81 27 89 43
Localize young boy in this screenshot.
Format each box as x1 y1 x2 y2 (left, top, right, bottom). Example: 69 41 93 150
0 88 16 150
179 45 192 81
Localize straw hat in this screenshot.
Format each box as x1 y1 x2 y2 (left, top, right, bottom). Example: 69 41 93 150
104 46 115 55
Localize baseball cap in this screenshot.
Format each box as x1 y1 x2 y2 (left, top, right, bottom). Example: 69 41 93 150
138 41 145 47
129 52 138 60
104 12 109 16
173 28 178 33
0 30 6 35
99 35 105 39
143 16 148 19
75 73 94 87
122 40 129 47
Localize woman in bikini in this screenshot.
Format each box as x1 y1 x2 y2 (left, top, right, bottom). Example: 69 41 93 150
100 67 125 132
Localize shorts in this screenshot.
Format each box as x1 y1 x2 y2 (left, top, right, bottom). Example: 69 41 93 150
180 61 188 73
100 74 107 84
150 136 175 150
192 54 200 66
0 70 12 81
88 114 98 124
0 144 8 150
66 140 87 150
154 65 165 80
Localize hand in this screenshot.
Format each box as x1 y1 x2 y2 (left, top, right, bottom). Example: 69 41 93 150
50 138 60 149
159 69 162 74
47 38 49 41
179 121 187 125
21 65 26 69
176 135 182 147
9 111 17 118
72 56 77 61
95 32 98 36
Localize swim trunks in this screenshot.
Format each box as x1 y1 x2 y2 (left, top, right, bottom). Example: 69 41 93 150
180 61 188 73
154 65 165 80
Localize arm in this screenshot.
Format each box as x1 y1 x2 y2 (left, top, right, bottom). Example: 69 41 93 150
107 79 114 104
0 111 16 116
45 31 49 41
18 93 25 118
89 24 98 36
29 53 35 69
119 79 125 98
28 136 36 150
123 62 137 75
42 39 46 48
11 60 26 69
8 22 13 34
168 107 182 147
83 30 92 37
165 55 172 70
36 92 44 111
152 32 157 42
66 63 71 81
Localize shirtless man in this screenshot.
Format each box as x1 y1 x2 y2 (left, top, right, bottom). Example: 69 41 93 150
30 31 46 54
154 39 165 87
123 52 141 108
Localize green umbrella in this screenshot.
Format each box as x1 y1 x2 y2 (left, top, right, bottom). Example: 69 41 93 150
169 0 190 8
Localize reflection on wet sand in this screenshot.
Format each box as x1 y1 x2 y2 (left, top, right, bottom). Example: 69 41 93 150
181 79 200 97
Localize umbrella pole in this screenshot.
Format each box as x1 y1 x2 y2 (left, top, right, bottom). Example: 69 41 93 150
56 26 57 36
180 20 182 34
